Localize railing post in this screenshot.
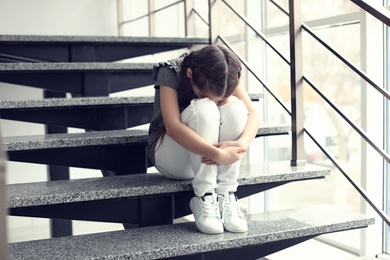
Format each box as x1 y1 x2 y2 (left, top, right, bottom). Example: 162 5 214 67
209 0 221 44
289 0 306 166
117 0 124 36
184 0 194 36
148 0 156 36
0 127 8 259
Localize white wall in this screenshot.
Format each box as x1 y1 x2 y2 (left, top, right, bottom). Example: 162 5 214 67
0 0 121 243
0 0 118 36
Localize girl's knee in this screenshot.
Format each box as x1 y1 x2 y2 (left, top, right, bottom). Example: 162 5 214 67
218 95 240 107
192 98 219 113
183 98 220 123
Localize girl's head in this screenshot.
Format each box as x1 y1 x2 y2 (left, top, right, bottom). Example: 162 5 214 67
180 45 242 101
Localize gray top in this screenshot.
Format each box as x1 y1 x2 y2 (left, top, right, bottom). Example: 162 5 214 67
147 54 196 165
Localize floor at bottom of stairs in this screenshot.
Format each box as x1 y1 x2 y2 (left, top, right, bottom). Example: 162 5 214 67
259 239 356 260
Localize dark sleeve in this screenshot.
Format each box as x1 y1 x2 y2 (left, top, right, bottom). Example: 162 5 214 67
154 66 180 91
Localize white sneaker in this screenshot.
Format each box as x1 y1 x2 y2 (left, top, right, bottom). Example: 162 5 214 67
189 193 224 234
219 192 248 233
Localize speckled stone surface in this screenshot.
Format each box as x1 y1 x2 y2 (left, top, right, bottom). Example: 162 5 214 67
8 205 375 260
0 96 154 109
3 129 148 151
0 94 262 109
0 62 153 72
7 161 329 208
0 35 209 45
3 125 289 152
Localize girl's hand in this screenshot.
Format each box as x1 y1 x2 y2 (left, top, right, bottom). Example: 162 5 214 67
214 141 243 149
201 146 247 165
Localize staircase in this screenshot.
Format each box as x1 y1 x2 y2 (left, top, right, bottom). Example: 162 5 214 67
0 10 375 260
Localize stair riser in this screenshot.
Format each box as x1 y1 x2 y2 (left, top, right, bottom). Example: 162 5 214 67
7 144 149 174
0 105 154 130
0 71 153 95
0 39 208 62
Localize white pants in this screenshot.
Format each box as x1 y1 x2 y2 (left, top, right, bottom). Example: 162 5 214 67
154 97 248 197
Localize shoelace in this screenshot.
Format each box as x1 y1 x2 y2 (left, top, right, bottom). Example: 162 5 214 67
201 199 220 217
224 200 242 217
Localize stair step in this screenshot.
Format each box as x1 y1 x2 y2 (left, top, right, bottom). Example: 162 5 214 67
0 96 155 130
7 161 329 209
3 129 148 152
8 161 326 223
0 94 263 130
0 62 154 95
0 62 153 71
0 35 209 62
0 93 261 110
3 124 289 152
8 205 374 260
3 125 289 173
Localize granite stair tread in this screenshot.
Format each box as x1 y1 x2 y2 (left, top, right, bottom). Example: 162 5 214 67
8 205 375 260
0 96 156 130
7 161 330 208
3 124 290 152
0 35 209 62
0 96 154 109
0 35 209 45
0 62 154 72
0 93 262 110
3 129 149 151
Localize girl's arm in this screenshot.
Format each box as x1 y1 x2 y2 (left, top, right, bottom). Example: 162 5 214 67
160 86 246 165
232 84 261 148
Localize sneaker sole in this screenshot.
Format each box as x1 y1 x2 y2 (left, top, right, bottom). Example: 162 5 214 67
189 199 224 235
224 226 248 233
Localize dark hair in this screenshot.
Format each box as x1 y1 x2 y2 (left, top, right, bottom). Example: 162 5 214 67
179 45 242 98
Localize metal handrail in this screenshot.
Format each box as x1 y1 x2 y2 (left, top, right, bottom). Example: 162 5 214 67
192 8 209 26
269 0 289 16
305 128 390 226
351 0 390 26
218 36 290 115
221 0 290 65
303 23 390 100
119 0 184 26
304 75 390 165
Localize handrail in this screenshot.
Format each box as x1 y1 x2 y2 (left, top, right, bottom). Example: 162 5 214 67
218 36 290 115
302 23 390 100
119 0 184 26
192 8 209 26
351 0 390 26
269 0 289 16
221 0 290 65
305 128 390 226
304 75 390 165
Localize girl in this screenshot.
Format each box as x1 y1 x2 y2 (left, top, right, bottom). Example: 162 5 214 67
148 45 260 234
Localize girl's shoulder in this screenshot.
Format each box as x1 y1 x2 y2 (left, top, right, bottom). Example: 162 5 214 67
152 53 186 81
